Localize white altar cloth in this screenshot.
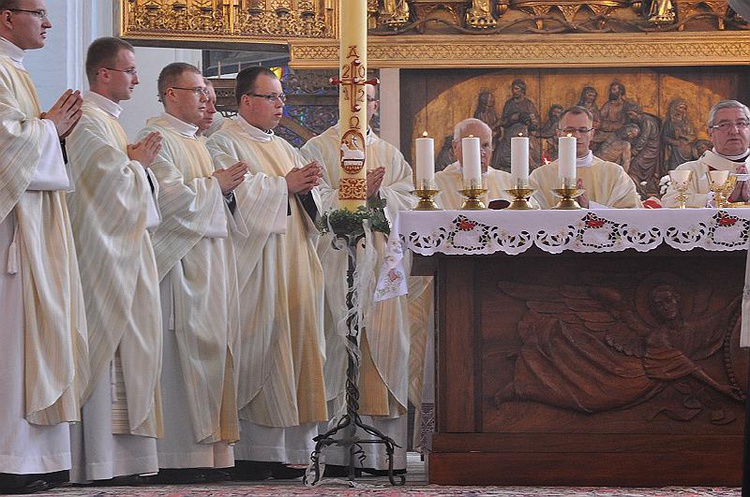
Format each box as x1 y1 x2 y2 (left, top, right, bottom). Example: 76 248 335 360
376 207 750 345
376 208 750 301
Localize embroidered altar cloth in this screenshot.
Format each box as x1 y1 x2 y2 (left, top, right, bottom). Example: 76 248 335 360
376 208 750 302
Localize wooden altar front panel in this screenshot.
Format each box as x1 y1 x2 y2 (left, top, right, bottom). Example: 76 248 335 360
428 247 748 486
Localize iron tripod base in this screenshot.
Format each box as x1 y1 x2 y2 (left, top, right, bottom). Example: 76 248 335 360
303 231 405 487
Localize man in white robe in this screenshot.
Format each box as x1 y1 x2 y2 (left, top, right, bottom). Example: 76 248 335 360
0 0 89 493
530 106 641 209
435 118 523 209
66 37 163 484
138 62 247 483
662 100 750 208
300 84 419 473
206 66 327 478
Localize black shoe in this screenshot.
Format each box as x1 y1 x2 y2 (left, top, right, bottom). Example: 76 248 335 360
228 461 272 482
359 467 407 477
269 463 305 480
144 468 230 485
0 471 68 495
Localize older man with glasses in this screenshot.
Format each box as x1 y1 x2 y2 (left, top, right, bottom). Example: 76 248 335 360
662 99 750 208
529 106 642 209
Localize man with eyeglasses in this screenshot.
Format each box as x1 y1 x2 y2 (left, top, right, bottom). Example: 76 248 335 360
0 0 89 494
529 106 641 209
65 36 163 486
300 83 419 476
206 66 327 480
662 100 750 208
137 62 248 484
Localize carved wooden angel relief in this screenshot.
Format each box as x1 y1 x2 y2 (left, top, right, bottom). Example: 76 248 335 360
490 271 744 424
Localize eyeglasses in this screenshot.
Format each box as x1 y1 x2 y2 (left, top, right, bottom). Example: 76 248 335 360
709 120 750 132
170 86 210 97
559 127 594 135
7 8 47 19
366 96 378 103
104 67 138 76
247 92 286 103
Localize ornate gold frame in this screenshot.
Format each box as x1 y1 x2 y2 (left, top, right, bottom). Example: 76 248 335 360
290 31 750 69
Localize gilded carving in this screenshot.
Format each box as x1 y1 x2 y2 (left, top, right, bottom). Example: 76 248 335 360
466 0 497 29
119 0 335 42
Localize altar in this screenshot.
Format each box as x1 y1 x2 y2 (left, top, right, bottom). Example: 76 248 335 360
385 208 750 486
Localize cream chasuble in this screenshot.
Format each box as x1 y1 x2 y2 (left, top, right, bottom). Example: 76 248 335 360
0 40 88 426
66 94 162 437
661 150 750 208
138 114 239 445
434 162 519 210
301 125 416 418
206 116 327 428
530 155 642 209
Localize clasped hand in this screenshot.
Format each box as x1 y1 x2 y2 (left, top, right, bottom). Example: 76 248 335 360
213 161 249 195
42 89 83 139
286 160 322 194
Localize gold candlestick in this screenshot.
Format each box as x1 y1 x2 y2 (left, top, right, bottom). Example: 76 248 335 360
459 188 487 210
551 187 585 210
504 187 537 210
412 189 441 210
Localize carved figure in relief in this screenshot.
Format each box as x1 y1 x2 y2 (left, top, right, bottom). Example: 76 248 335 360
598 123 640 171
466 0 497 27
381 0 410 26
538 104 564 162
493 275 743 419
496 79 539 171
645 0 676 24
661 98 697 171
625 102 663 196
473 90 503 168
597 82 629 145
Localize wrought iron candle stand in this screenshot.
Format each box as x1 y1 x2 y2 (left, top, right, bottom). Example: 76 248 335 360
304 230 405 487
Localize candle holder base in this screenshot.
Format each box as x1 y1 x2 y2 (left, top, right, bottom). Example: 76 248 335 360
459 188 487 210
411 189 442 211
504 188 537 210
551 188 585 210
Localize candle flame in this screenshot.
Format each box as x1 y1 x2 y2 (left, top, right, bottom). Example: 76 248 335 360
567 133 573 137
518 133 523 137
422 131 428 137
468 134 474 138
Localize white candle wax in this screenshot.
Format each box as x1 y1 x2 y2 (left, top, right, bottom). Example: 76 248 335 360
558 136 577 184
462 136 482 188
415 135 435 189
510 136 529 184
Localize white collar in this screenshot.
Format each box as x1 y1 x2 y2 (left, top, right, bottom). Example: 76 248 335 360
576 151 594 168
236 114 275 142
159 112 199 138
85 91 122 119
0 37 26 69
713 148 750 162
699 150 750 170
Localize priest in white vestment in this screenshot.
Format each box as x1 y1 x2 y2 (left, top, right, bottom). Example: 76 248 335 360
300 84 421 473
66 37 164 484
137 62 247 483
206 66 327 477
0 0 89 492
435 118 527 210
662 100 750 208
530 106 641 209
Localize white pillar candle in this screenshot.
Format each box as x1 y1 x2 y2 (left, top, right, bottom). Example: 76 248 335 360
461 136 482 188
510 136 529 185
558 135 577 187
415 132 435 189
